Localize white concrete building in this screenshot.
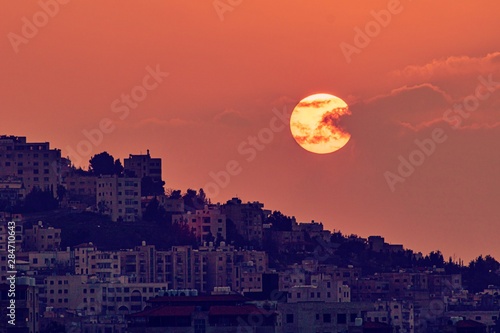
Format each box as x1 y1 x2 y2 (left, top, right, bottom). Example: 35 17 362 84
96 175 141 222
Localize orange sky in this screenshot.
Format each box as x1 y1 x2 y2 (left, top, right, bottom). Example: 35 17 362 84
1 0 500 262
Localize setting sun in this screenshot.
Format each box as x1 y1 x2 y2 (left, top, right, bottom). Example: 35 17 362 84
290 94 351 154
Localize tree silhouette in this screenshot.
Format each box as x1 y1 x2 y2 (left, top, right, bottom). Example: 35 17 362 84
167 189 182 199
141 176 165 196
20 187 58 213
89 152 122 176
266 211 293 231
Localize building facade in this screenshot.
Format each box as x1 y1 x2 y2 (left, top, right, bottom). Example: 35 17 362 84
173 205 226 243
96 175 142 222
0 135 61 195
124 150 162 181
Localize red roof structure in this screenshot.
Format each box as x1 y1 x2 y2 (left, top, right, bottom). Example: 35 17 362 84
131 306 195 317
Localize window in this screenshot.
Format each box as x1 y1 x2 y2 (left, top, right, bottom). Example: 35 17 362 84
337 314 347 324
323 314 331 323
286 314 294 323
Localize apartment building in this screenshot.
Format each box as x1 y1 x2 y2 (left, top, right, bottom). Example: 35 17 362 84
172 205 226 243
65 173 97 197
43 275 168 316
120 243 269 294
0 176 25 204
278 301 373 333
120 242 156 283
23 221 61 251
124 150 162 181
367 300 415 333
27 250 72 271
221 197 267 245
96 175 142 222
74 243 120 281
0 135 61 195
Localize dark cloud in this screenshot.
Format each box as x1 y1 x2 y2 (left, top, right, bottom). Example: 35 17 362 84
297 99 332 109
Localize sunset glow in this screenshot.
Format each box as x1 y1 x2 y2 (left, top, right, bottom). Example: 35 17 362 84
290 94 351 154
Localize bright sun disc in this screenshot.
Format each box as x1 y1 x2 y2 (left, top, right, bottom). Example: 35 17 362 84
290 93 351 154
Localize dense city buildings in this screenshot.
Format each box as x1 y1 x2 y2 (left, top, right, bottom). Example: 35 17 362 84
0 135 499 333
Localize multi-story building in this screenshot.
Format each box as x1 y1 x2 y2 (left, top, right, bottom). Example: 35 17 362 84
380 272 413 299
287 280 351 303
43 275 168 317
27 249 72 271
155 245 207 291
278 301 373 333
96 175 141 222
101 279 168 315
149 243 268 294
74 243 121 281
368 300 415 333
120 242 156 283
0 176 25 204
65 173 97 197
173 205 226 243
23 221 61 251
237 261 264 293
44 275 99 314
221 197 267 245
124 150 162 181
0 277 40 333
0 135 61 195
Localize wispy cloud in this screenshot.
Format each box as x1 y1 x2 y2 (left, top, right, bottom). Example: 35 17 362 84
391 52 500 81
